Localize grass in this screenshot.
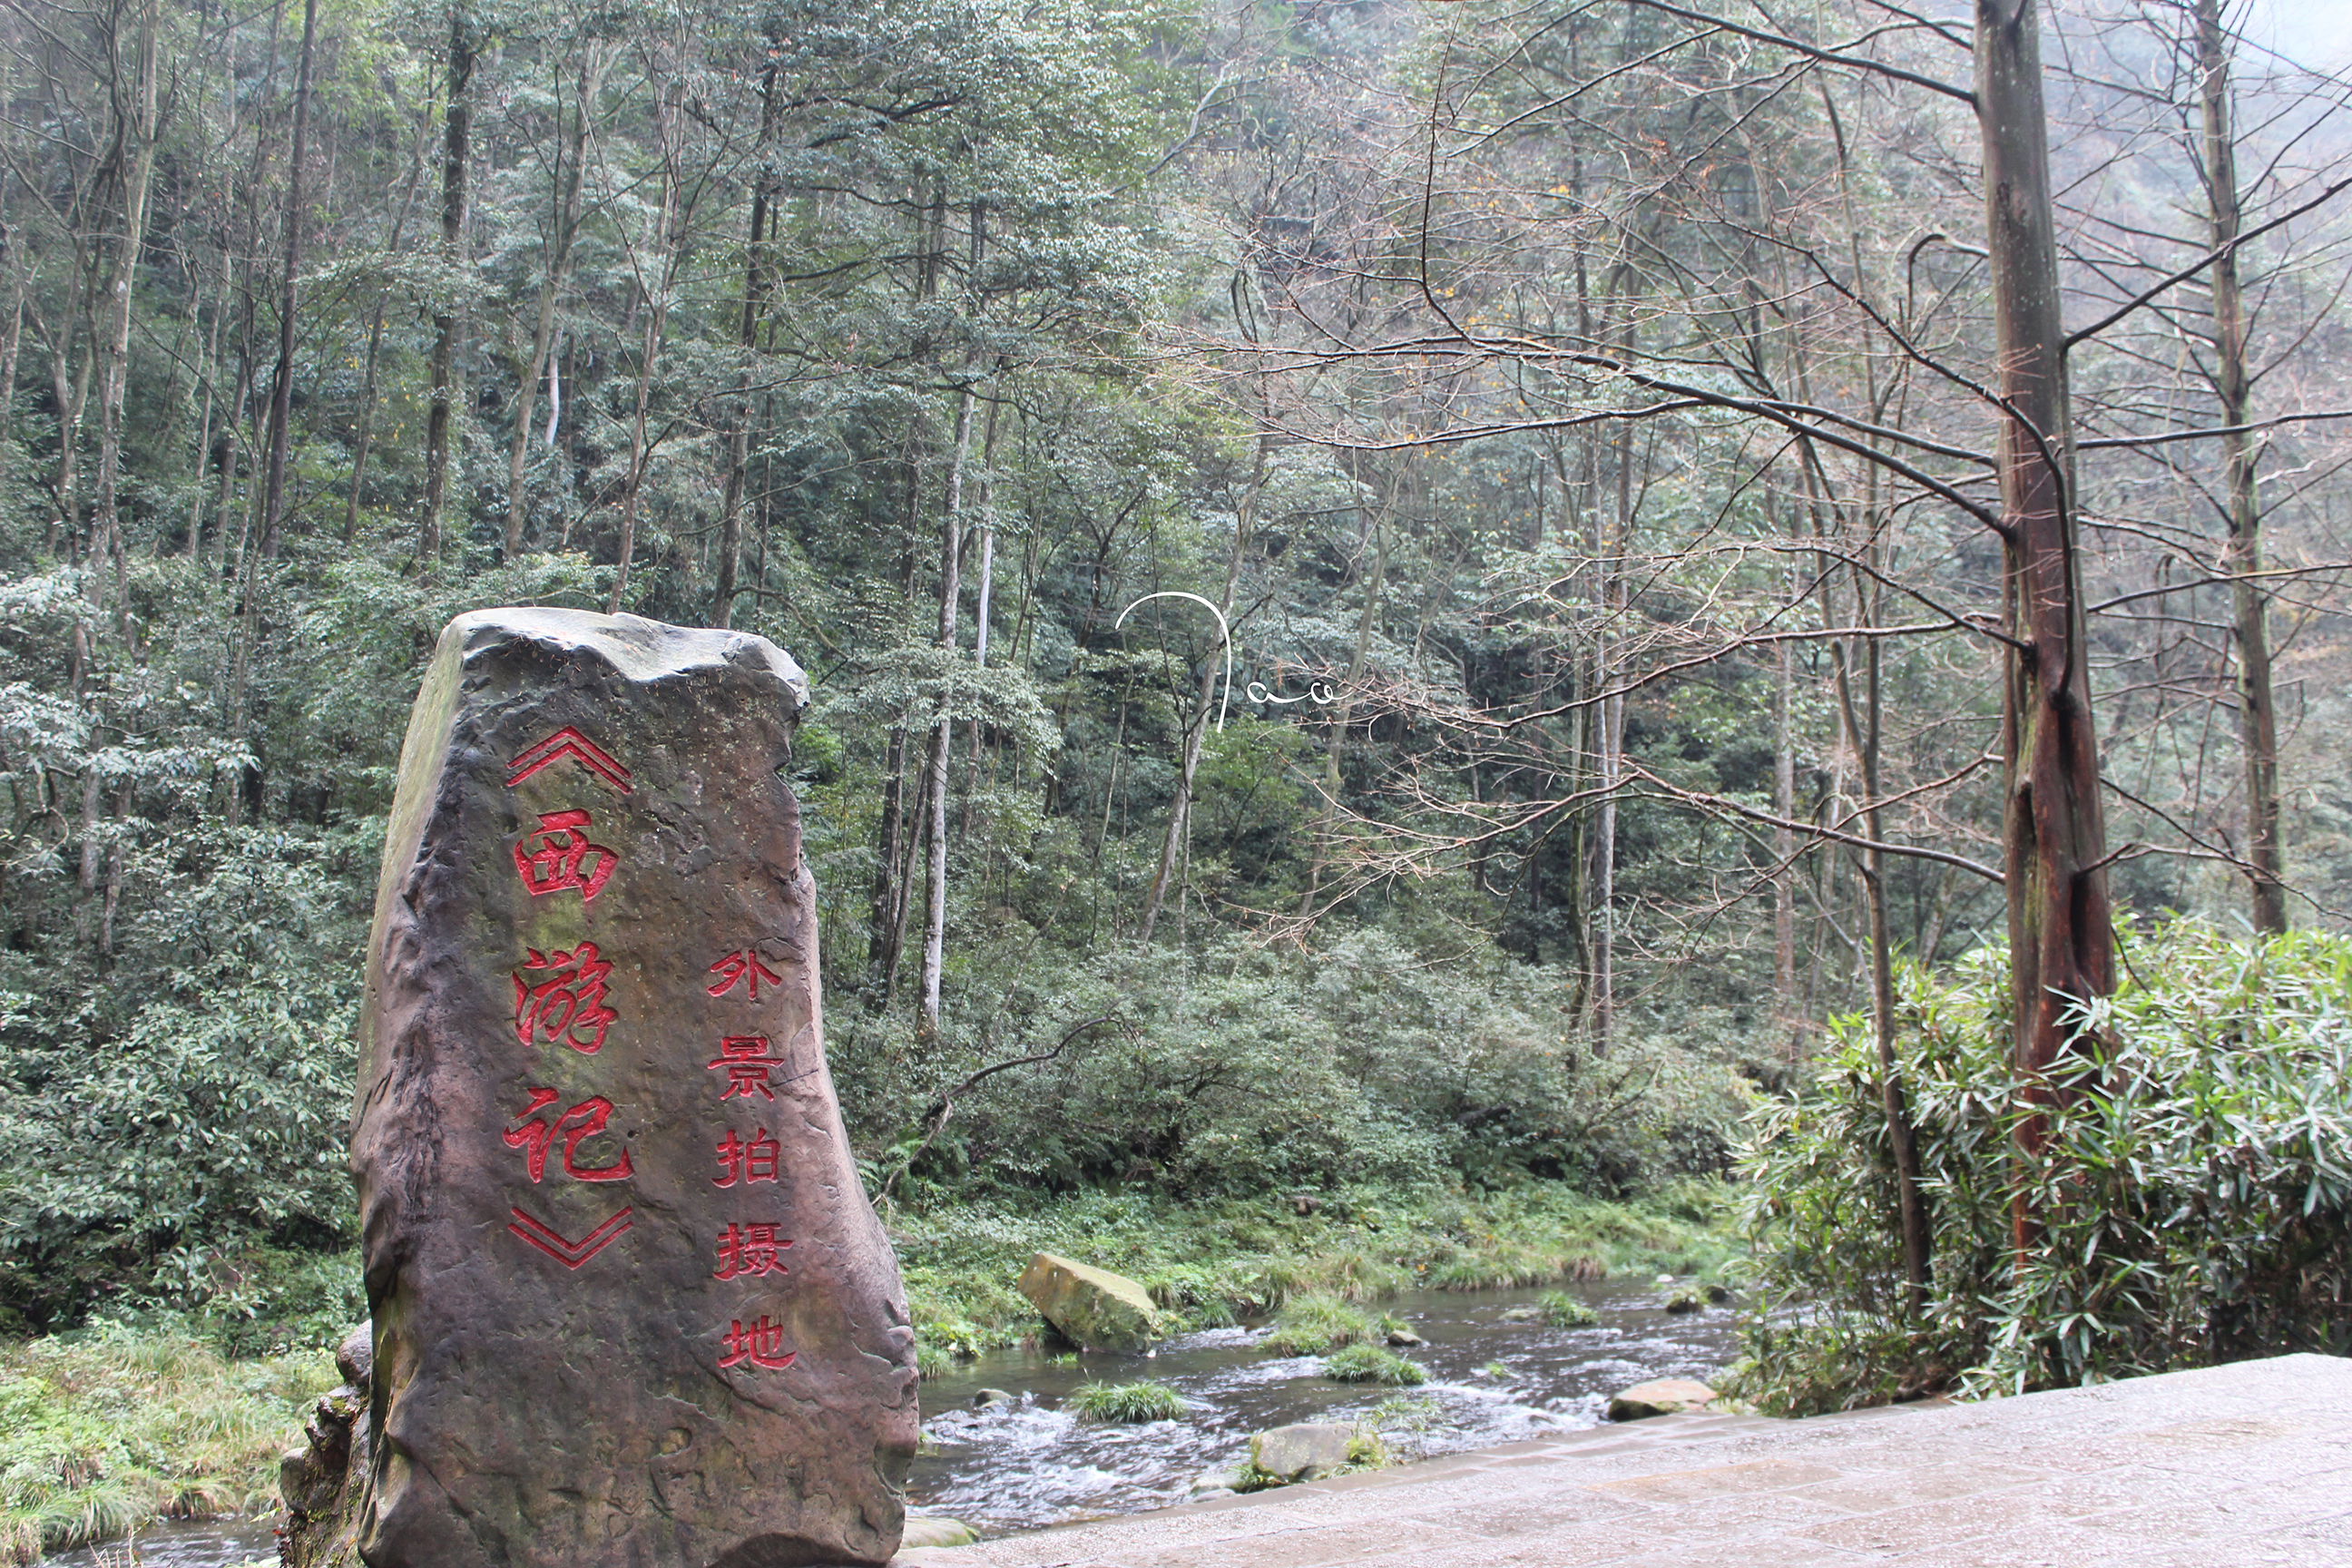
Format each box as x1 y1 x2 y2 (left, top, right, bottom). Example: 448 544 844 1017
1538 1290 1599 1328
1259 1293 1378 1357
1064 1380 1186 1422
1322 1343 1425 1386
0 1329 333 1566
888 1177 1737 1371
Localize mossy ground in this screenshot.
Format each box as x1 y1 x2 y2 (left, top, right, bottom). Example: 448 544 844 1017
890 1176 1736 1373
0 1330 329 1566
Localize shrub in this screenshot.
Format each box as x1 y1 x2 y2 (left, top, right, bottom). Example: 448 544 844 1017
1322 1344 1425 1386
1731 921 2352 1415
1065 1380 1184 1422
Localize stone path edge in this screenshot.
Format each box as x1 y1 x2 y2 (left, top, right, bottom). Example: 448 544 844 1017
887 1353 2352 1568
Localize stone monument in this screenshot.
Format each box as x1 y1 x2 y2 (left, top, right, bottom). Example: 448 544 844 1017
348 609 917 1567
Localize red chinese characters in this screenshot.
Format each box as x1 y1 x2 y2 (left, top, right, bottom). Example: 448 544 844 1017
712 1127 780 1187
513 942 617 1053
707 949 784 1001
707 1035 781 1101
503 1088 635 1182
513 809 618 902
719 1314 798 1371
713 1222 792 1280
705 949 789 1001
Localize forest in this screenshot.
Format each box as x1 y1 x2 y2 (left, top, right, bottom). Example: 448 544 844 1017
1 0 2350 1539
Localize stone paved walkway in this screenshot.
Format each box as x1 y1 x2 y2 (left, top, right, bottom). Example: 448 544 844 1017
894 1353 2352 1567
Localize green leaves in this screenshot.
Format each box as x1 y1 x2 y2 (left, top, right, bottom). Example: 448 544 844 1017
1731 920 2352 1415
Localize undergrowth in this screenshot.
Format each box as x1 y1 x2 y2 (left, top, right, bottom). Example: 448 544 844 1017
0 1330 330 1565
1728 921 2352 1416
889 1177 1735 1369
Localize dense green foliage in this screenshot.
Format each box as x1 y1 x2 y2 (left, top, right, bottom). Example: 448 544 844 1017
1731 921 2352 1416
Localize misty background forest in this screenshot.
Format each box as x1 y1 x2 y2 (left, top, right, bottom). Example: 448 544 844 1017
0 0 2348 1436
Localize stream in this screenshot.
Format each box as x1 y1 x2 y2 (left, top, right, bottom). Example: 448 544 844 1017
34 1277 1740 1565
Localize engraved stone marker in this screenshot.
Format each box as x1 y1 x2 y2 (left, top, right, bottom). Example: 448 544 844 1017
352 609 918 1568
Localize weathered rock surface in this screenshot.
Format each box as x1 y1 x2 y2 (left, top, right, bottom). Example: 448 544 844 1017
902 1515 981 1548
279 1322 375 1568
1606 1377 1717 1421
349 609 917 1568
1188 1464 1248 1499
1015 1253 1161 1350
1248 1422 1356 1484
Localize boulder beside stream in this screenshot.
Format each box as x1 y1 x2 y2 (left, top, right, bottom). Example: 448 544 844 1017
1016 1252 1162 1350
1249 1422 1357 1484
1607 1377 1718 1421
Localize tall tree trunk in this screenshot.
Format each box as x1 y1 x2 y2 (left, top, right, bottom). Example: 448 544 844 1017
92 0 160 622
1774 600 1798 1062
505 45 601 563
960 393 1004 826
2196 0 2285 936
418 6 475 575
916 383 975 1035
607 86 679 614
867 456 922 995
258 0 318 560
1830 547 1932 1314
1978 0 2114 1250
713 46 779 626
1300 495 1388 918
347 93 433 543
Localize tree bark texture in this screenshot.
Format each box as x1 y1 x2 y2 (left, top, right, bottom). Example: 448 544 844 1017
2196 0 2286 936
1977 0 2115 1249
418 7 475 574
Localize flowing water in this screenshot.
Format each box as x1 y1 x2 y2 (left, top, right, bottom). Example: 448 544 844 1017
909 1276 1740 1532
34 1278 1740 1564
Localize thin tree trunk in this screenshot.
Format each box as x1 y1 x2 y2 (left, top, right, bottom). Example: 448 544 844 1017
867 455 922 995
347 90 433 543
960 393 1004 823
506 45 601 562
0 251 25 461
257 0 317 559
713 47 779 626
1300 497 1388 917
1978 0 2113 1250
1139 434 1262 944
418 6 475 574
1775 606 1798 1062
607 85 679 615
92 0 160 622
916 381 975 1034
2196 0 2285 935
1829 550 1931 1315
